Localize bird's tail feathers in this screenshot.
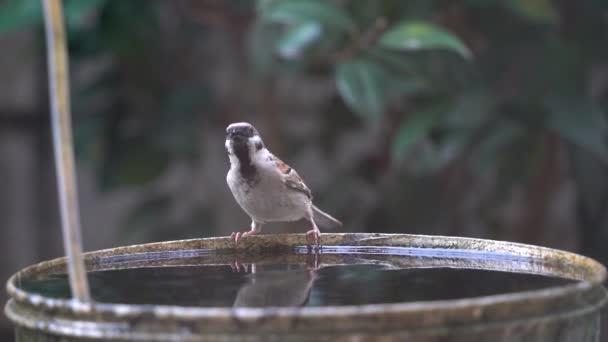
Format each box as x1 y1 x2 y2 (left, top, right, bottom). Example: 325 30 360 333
312 205 342 229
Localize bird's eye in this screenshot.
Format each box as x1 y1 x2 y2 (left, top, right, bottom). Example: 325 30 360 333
255 141 263 151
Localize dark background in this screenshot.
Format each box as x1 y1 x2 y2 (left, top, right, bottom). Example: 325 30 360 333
1 0 607 338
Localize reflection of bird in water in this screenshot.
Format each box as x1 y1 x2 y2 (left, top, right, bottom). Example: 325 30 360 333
232 262 318 308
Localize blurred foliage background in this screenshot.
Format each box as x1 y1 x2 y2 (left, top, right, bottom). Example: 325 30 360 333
1 0 608 337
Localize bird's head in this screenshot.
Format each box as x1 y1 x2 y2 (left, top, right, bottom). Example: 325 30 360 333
225 122 265 164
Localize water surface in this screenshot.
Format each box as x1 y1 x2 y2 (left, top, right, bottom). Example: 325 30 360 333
17 247 576 307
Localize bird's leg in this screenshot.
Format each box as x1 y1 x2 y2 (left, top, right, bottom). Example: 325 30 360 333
231 220 263 243
230 259 249 272
306 252 319 272
305 212 321 246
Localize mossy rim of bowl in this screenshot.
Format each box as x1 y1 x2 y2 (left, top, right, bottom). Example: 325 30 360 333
5 233 608 339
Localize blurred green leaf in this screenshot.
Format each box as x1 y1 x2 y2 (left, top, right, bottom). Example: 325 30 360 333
98 0 159 55
391 104 447 162
276 21 322 59
364 48 419 76
74 114 102 162
261 0 356 36
256 0 282 13
412 139 462 173
384 77 423 101
101 143 170 188
443 90 493 130
507 0 557 23
379 21 471 59
345 1 384 28
335 60 388 120
474 120 525 171
546 96 608 163
64 0 107 27
462 0 504 7
0 0 41 33
0 0 106 33
154 87 205 162
249 22 282 77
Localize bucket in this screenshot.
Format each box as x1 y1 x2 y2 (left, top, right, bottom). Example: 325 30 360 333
5 233 607 341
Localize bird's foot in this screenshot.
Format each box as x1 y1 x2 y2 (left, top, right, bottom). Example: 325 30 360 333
306 228 321 246
230 260 249 272
230 230 257 244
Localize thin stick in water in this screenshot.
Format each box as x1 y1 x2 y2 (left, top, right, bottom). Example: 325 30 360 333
42 0 90 302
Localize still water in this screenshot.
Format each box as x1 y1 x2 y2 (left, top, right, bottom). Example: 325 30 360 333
17 247 575 308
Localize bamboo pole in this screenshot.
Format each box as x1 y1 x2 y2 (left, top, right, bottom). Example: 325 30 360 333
41 0 90 302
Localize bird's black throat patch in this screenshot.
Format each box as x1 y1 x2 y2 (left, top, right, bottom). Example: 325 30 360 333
232 139 259 185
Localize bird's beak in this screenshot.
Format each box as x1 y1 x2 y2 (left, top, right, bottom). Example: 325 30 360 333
227 131 247 141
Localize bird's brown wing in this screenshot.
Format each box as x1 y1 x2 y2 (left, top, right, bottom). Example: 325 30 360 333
272 155 312 200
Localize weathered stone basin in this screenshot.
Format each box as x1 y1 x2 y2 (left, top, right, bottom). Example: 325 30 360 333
5 233 608 341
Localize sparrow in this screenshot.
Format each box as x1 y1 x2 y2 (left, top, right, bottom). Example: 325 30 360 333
225 122 342 244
